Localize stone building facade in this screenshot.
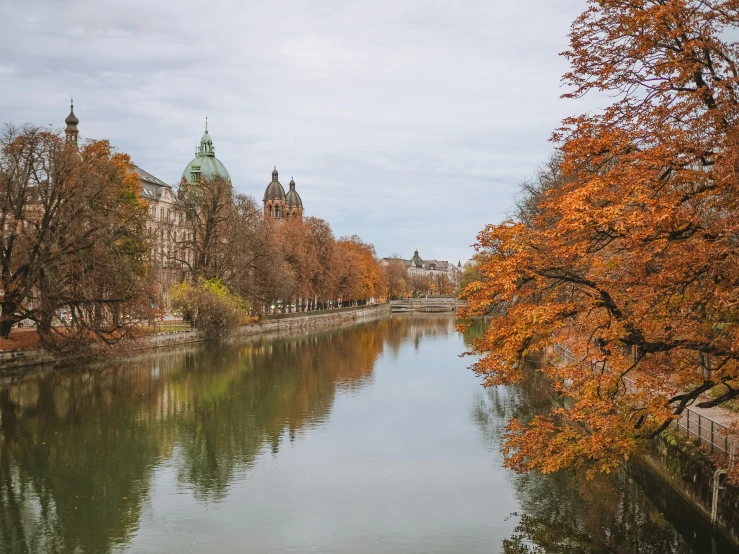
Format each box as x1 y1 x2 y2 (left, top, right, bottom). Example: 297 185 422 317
380 250 461 285
136 166 189 293
64 107 235 307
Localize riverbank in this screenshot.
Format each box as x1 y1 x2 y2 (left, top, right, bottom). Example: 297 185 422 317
641 431 739 545
0 303 391 372
545 343 739 546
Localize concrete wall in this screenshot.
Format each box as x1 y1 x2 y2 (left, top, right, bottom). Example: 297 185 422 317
0 303 391 372
642 431 739 545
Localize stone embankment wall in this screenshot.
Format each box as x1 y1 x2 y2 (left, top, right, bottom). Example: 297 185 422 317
641 432 739 544
0 303 391 372
544 343 739 545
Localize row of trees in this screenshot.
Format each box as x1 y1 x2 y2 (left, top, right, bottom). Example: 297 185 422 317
461 0 739 476
160 175 456 329
0 125 445 350
163 174 389 317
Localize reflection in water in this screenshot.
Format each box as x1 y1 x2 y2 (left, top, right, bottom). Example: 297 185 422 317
472 352 736 554
0 314 731 554
0 315 452 554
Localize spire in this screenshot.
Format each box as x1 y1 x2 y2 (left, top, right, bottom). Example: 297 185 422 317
198 118 214 156
64 97 79 145
272 166 278 181
289 177 295 190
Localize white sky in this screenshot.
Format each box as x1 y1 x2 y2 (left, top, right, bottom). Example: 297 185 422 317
0 0 601 263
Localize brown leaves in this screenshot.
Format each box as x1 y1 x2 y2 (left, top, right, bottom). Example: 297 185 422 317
466 0 739 474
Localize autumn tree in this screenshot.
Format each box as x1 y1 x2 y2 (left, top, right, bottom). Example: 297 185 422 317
409 274 430 298
334 236 383 305
382 259 409 300
513 152 571 228
174 175 234 282
456 262 483 299
304 217 337 309
429 273 454 295
0 125 149 350
273 218 320 311
220 194 273 306
461 0 739 476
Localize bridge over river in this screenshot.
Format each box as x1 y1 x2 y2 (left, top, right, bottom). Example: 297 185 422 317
390 296 464 313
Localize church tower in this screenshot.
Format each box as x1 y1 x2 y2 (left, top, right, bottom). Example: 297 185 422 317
65 98 79 145
181 119 231 185
284 178 303 221
263 169 304 222
263 167 287 220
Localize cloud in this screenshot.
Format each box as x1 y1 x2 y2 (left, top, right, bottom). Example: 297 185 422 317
0 0 599 262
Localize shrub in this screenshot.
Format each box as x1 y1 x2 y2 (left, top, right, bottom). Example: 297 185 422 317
171 279 247 339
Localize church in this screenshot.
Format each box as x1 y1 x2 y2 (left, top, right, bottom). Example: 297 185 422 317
263 167 303 222
65 103 305 222
63 102 307 303
64 103 306 265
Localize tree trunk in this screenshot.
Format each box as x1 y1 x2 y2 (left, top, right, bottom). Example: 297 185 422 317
0 308 19 339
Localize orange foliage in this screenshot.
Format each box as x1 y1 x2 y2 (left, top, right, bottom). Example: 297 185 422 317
461 0 739 476
334 236 385 303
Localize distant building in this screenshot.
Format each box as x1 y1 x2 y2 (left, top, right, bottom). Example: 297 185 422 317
62 107 237 304
380 250 461 285
263 167 304 222
136 165 189 290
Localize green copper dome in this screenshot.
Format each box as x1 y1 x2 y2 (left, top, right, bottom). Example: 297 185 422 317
181 121 231 184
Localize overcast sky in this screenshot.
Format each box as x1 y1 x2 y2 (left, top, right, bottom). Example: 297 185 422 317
1 0 600 263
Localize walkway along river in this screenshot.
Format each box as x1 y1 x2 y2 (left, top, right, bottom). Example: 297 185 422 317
0 314 735 553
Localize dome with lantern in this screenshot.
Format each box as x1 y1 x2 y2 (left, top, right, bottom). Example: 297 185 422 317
181 120 231 184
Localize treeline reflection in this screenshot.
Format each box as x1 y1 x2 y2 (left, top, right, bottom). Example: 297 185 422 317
0 314 454 554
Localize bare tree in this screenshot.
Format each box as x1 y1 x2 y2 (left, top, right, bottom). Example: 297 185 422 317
0 124 149 349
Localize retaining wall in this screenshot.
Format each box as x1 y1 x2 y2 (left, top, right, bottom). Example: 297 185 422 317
0 303 391 372
642 431 739 545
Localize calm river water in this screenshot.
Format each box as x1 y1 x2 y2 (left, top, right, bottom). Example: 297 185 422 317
0 314 734 553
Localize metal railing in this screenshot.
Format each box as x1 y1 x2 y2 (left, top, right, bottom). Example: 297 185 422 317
553 343 579 365
556 343 738 456
621 376 737 456
672 406 736 456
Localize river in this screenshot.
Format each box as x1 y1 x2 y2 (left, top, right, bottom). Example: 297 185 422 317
0 314 734 553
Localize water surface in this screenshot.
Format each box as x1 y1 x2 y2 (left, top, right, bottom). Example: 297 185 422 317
0 315 733 553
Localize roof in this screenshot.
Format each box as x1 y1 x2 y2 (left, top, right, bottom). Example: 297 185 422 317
181 123 231 184
285 178 303 208
182 155 231 184
65 99 79 126
264 167 286 201
135 165 172 201
380 253 460 272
